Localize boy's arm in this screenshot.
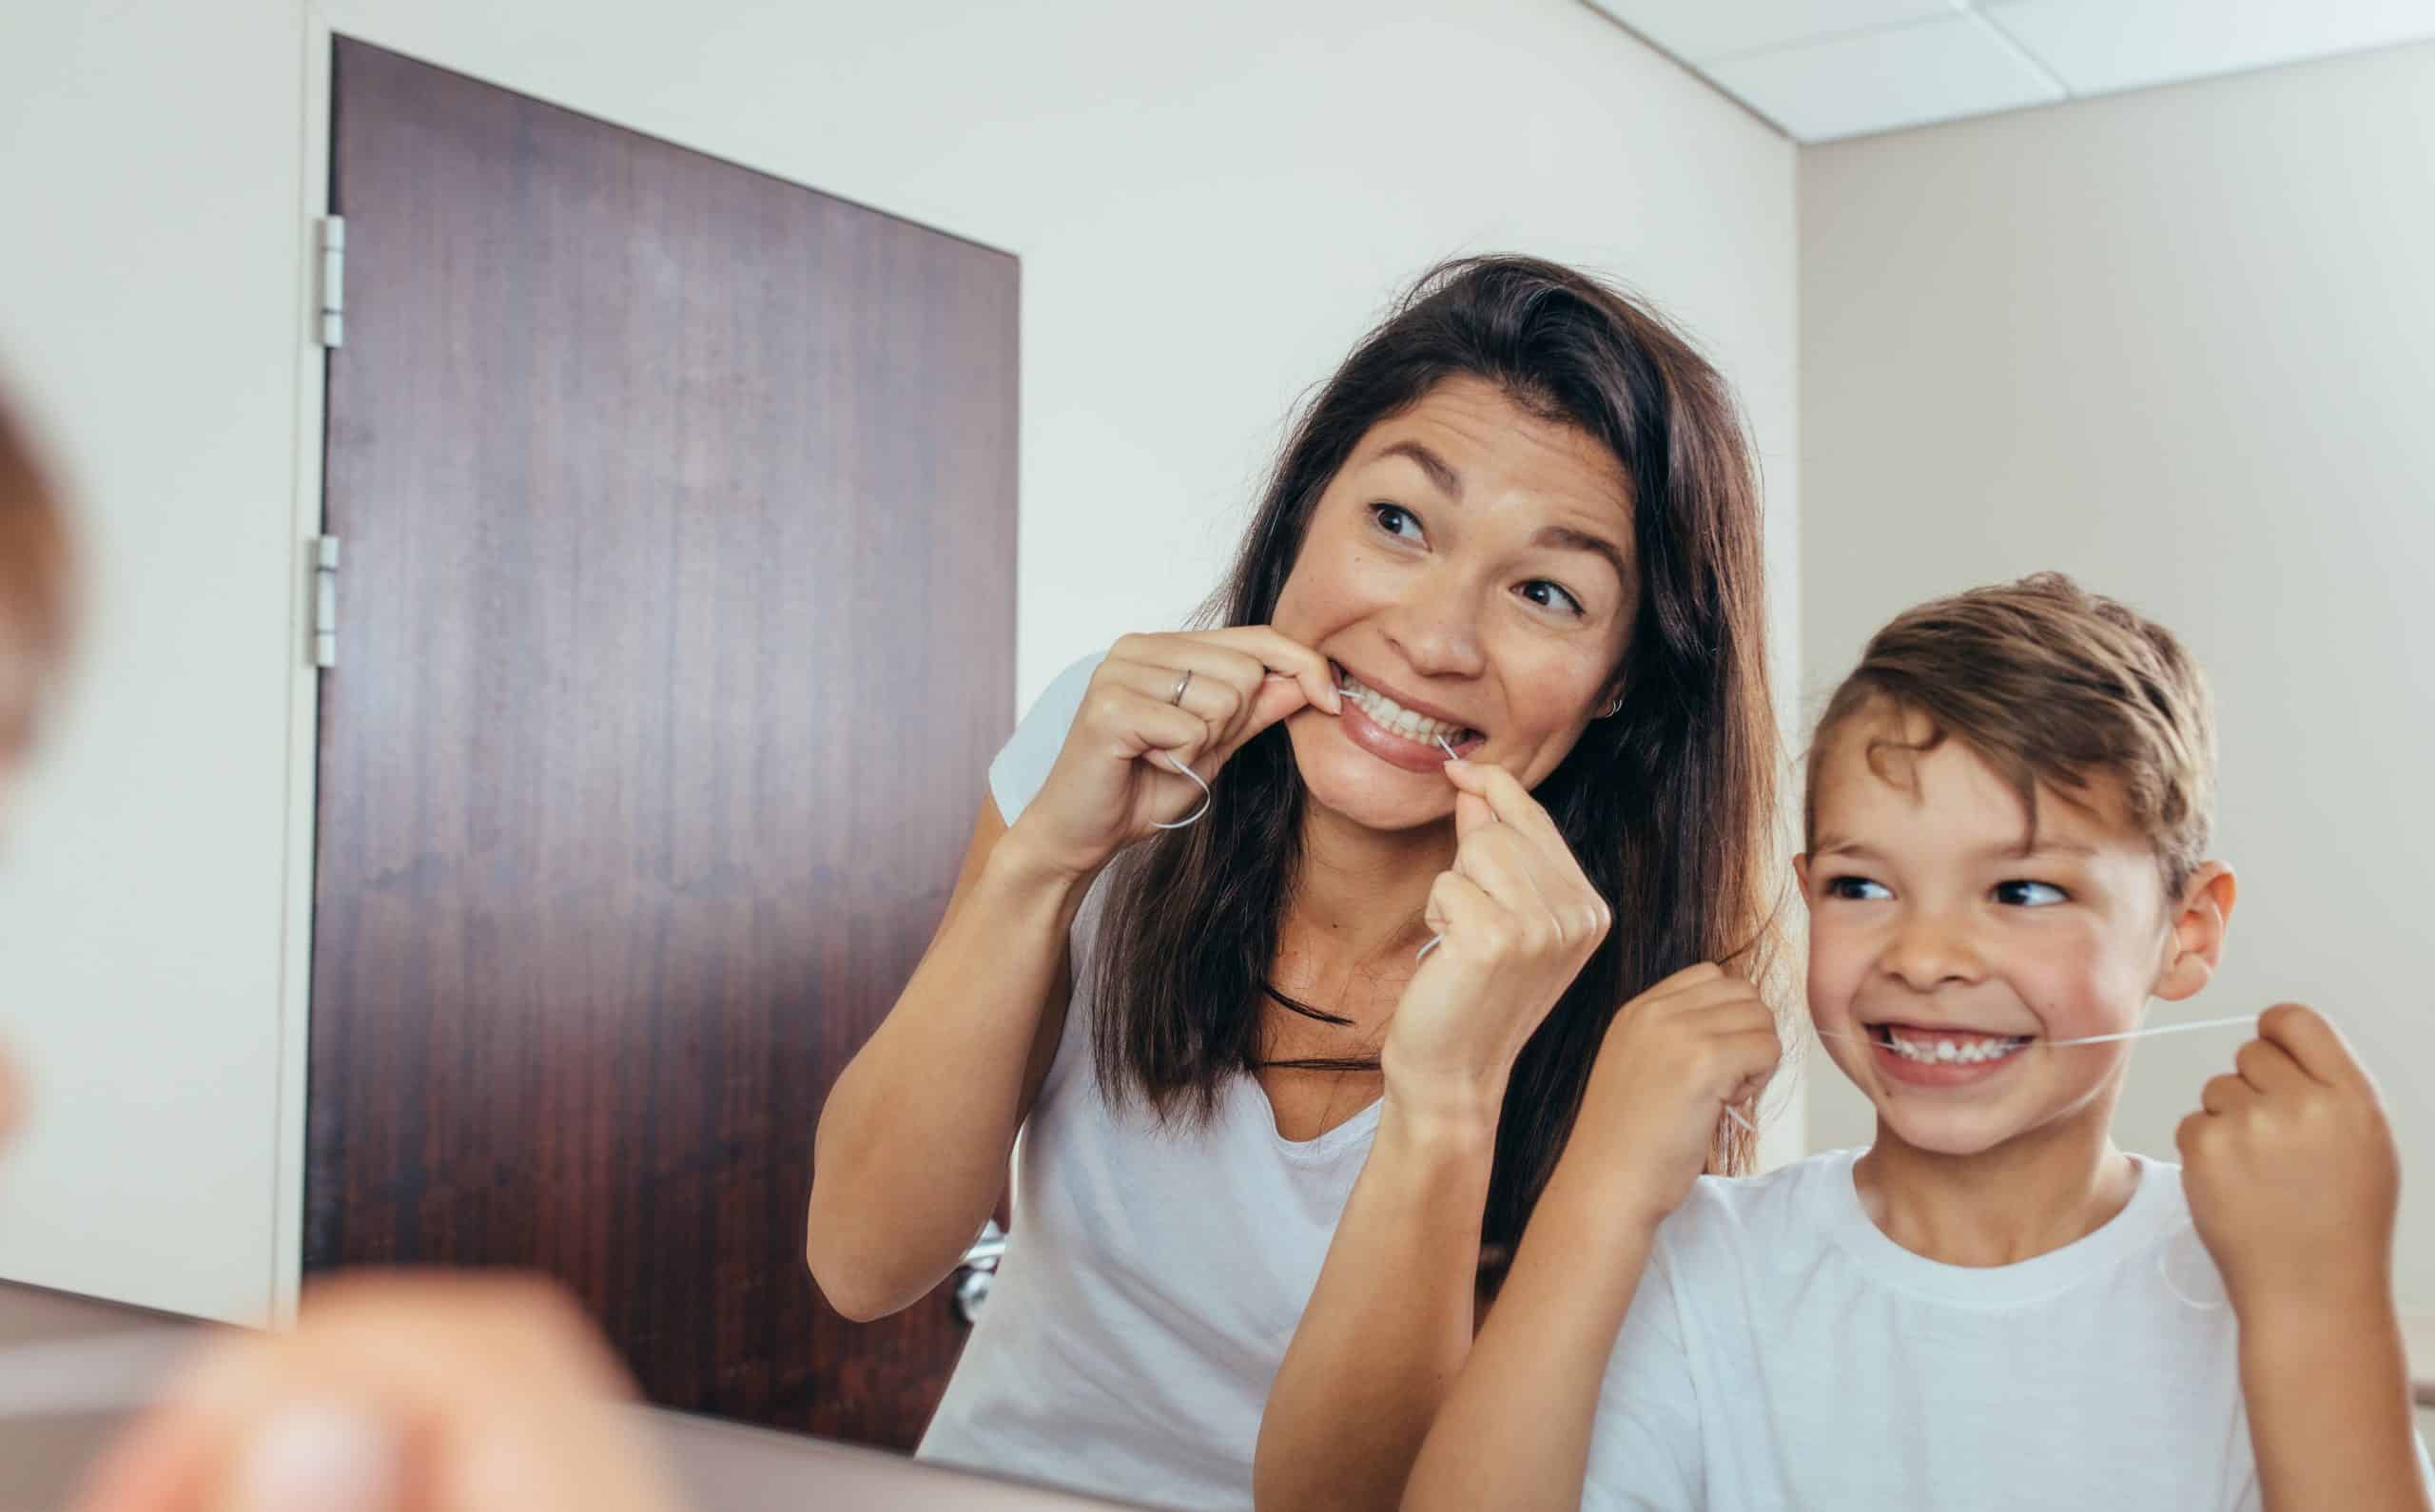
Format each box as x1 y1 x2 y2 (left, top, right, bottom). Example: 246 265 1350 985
2179 1003 2434 1512
2235 1289 2428 1510
1401 1157 1685 1511
1404 963 1777 1512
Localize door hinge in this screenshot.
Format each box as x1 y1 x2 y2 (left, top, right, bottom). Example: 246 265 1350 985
318 217 345 348
311 536 341 669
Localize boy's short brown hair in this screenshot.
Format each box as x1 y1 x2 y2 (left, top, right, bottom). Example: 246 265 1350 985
1805 572 2216 897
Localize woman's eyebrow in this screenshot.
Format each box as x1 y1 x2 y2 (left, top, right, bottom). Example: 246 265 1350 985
1372 441 1629 584
1375 439 1463 499
1532 524 1629 586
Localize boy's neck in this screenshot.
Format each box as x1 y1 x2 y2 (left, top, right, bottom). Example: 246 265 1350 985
1854 1102 2139 1269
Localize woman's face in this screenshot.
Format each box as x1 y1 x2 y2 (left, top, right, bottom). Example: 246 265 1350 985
1272 376 1638 833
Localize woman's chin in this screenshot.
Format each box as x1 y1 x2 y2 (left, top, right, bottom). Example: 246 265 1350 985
1286 722 1453 834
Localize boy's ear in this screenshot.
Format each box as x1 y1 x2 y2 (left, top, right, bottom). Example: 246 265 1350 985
2153 861 2237 1003
1793 854 1815 910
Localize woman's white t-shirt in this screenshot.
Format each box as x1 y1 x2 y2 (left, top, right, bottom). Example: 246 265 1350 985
915 654 1381 1511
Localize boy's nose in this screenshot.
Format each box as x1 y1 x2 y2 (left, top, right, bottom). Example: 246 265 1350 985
1879 914 1986 993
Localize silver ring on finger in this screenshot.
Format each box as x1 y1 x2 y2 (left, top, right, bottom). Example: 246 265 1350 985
1170 669 1194 707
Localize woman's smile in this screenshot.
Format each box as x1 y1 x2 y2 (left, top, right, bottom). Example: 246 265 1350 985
1329 658 1489 773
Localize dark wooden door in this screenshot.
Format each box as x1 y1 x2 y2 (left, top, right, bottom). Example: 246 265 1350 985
305 38 1018 1450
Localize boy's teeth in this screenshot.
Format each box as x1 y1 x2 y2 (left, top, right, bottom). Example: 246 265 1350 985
1336 672 1473 746
1880 1027 2032 1065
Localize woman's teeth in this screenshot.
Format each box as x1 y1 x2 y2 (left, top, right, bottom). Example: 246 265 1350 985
1873 1026 2034 1065
1336 671 1478 746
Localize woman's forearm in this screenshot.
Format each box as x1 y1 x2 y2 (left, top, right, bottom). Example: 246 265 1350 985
1403 1155 1659 1512
1254 1089 1499 1512
806 824 1094 1321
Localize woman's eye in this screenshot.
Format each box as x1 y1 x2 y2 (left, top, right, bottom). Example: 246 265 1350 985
1370 503 1424 542
1517 580 1586 617
1826 877 1890 901
1994 880 2068 907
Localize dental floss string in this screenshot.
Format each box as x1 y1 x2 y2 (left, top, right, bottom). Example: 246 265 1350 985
1150 751 1213 830
1814 1013 2260 1051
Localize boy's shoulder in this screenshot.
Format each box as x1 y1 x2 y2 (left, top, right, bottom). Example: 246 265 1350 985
1653 1148 1865 1266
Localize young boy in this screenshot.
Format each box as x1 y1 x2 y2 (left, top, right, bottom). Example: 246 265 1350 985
1408 573 2432 1510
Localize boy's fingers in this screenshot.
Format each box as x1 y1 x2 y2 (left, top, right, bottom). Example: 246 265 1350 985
2199 1073 2255 1116
2256 1002 2367 1092
2232 1037 2308 1095
1630 961 1729 1009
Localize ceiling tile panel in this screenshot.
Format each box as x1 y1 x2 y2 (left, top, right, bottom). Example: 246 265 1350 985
1705 14 2065 141
1586 0 1959 65
1981 0 2435 94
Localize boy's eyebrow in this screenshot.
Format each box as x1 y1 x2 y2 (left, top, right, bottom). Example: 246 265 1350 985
1809 833 2100 862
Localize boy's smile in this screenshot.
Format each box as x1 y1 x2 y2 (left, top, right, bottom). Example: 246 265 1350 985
1799 707 2222 1158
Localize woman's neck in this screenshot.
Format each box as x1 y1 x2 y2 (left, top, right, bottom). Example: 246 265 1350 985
1853 1099 2139 1269
1284 801 1455 966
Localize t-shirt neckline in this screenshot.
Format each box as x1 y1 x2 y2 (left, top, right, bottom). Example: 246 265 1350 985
1819 1145 2181 1307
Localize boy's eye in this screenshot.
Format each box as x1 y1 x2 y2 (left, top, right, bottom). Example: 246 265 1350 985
1825 876 1890 901
1517 579 1586 617
1370 503 1424 542
1994 880 2068 907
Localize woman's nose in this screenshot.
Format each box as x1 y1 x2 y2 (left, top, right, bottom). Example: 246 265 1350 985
1880 911 1985 994
1380 582 1487 679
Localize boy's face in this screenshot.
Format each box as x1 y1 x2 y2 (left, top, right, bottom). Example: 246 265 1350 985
1800 708 2202 1158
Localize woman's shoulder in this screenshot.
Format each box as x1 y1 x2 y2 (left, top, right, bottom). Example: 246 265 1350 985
989 652 1103 824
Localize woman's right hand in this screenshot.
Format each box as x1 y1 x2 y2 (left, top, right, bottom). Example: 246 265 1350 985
1007 628 1339 880
1558 963 1781 1228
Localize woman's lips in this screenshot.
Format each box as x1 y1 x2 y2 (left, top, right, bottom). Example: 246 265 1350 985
1336 696 1482 773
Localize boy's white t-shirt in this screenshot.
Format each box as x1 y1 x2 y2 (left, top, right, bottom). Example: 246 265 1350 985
915 654 1382 1510
1586 1146 2435 1510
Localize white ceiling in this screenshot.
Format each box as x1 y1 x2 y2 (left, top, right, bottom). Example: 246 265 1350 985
1586 0 2435 143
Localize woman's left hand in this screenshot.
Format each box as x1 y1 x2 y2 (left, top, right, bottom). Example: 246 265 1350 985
1380 759 1610 1126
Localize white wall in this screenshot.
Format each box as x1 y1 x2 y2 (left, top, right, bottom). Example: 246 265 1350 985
0 0 318 1326
0 0 1799 1322
1800 41 2435 1310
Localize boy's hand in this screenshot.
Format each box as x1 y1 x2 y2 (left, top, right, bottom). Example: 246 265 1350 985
1552 963 1779 1231
2178 1003 2401 1313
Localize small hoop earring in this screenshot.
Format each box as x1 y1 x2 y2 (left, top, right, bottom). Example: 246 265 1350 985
1601 693 1625 719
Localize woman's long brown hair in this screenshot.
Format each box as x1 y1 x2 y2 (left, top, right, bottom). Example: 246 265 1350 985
1087 256 1782 1261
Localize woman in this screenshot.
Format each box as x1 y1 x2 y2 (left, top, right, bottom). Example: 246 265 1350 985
806 255 1784 1511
